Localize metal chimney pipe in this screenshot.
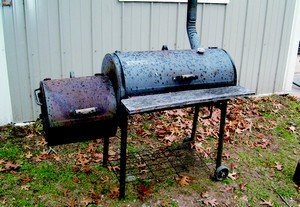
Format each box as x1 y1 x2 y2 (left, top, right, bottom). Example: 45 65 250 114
187 0 200 49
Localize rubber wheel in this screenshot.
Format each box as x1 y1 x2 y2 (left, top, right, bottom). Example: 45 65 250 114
215 165 229 181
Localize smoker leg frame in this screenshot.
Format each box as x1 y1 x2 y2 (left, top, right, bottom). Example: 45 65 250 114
119 112 128 200
216 101 227 168
103 136 109 167
190 105 200 142
118 100 229 198
214 101 229 180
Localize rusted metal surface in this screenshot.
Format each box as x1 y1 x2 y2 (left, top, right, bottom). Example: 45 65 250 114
38 75 117 145
121 86 253 115
102 48 237 101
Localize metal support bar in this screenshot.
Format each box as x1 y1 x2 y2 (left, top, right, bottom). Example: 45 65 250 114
119 112 128 199
190 105 200 141
47 146 57 154
103 137 109 167
293 160 300 185
216 101 227 168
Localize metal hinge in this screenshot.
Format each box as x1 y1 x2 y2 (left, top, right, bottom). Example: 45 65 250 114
2 0 12 7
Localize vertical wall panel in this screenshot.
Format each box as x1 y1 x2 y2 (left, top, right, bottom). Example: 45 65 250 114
3 0 33 122
239 0 267 90
0 5 13 125
256 0 287 94
223 0 247 77
47 0 62 78
274 0 295 92
58 0 72 78
2 0 297 122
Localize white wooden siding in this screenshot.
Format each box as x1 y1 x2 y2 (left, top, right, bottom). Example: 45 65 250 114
2 0 297 122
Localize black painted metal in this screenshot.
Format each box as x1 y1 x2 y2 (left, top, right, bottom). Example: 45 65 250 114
190 105 200 141
103 137 109 167
293 160 300 185
216 101 227 168
187 0 201 49
119 86 253 198
119 110 128 199
102 49 237 103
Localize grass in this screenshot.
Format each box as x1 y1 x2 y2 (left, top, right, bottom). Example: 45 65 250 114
0 95 299 206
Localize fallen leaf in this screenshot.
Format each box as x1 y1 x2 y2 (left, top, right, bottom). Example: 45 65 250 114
0 198 7 205
109 186 120 199
230 162 238 171
63 189 70 197
240 195 248 203
33 155 43 162
87 143 97 153
83 165 92 173
73 177 80 183
35 138 47 146
289 126 296 133
164 135 177 146
201 191 210 198
100 175 109 183
256 133 265 139
239 183 247 191
0 159 4 164
23 144 31 150
203 198 218 206
80 197 94 206
4 161 20 171
21 174 32 185
273 162 283 171
66 198 76 207
25 151 33 159
89 189 101 200
93 153 103 163
108 166 120 172
51 154 60 161
223 152 231 160
138 184 152 201
21 185 30 191
228 171 239 180
108 149 116 156
260 199 273 207
176 175 191 186
137 162 147 169
220 185 234 193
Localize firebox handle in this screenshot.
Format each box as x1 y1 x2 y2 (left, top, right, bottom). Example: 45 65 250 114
72 107 98 117
34 88 43 106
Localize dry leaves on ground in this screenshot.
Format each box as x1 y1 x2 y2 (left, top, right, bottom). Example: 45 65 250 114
176 175 192 186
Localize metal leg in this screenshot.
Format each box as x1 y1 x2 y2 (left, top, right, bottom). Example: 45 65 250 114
103 136 109 167
293 160 300 185
119 113 128 200
190 105 200 141
216 101 227 168
47 146 57 154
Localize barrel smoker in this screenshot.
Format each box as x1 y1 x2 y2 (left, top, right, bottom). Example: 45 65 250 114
35 0 253 199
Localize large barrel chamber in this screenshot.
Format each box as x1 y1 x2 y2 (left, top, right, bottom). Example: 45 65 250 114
102 48 237 103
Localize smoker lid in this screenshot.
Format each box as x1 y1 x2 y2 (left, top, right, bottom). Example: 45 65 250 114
113 49 237 98
41 75 117 128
